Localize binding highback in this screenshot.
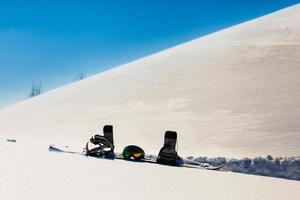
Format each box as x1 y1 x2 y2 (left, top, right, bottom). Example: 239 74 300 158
86 125 115 157
157 131 181 165
103 125 114 145
164 131 177 148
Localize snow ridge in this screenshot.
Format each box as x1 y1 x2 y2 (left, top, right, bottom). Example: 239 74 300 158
188 155 300 181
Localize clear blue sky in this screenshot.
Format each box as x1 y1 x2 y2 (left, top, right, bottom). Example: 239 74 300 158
0 0 299 107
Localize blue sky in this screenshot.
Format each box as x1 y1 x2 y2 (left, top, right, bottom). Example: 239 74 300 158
0 0 299 107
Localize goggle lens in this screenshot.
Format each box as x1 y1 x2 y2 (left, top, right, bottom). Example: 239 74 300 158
122 145 145 160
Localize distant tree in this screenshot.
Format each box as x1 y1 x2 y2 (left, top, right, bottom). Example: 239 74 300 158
30 81 42 97
76 72 86 81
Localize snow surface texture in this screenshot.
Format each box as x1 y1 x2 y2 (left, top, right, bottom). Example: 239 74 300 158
189 155 300 181
1 4 300 200
1 141 300 200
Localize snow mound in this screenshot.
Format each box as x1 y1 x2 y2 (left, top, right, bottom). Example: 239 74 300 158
188 155 300 181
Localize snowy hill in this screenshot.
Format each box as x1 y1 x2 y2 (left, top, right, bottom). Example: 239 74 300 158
0 4 300 200
0 4 299 158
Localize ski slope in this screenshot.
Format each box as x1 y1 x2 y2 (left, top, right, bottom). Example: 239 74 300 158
1 141 300 200
0 3 300 200
1 4 300 158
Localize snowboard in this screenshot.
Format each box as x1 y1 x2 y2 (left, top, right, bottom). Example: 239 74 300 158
49 145 224 171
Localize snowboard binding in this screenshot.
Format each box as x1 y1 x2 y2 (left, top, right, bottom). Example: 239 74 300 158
157 131 183 166
86 125 115 158
85 126 182 166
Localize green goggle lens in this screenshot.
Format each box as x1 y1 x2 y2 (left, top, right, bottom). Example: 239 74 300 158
122 145 145 160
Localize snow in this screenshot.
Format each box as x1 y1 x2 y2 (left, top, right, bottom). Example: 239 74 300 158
1 141 300 200
0 4 300 200
190 156 300 181
0 4 300 158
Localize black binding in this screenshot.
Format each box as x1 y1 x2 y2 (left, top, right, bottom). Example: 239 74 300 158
86 125 114 157
157 131 182 166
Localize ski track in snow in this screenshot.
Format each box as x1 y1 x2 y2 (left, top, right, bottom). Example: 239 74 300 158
7 138 300 181
188 156 300 181
48 143 300 181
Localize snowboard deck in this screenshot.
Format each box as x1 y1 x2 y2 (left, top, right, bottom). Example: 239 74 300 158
49 145 224 171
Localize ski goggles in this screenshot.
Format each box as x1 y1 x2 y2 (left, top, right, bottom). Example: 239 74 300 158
122 145 145 160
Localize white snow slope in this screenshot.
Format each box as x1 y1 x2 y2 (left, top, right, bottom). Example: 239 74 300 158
0 4 300 200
